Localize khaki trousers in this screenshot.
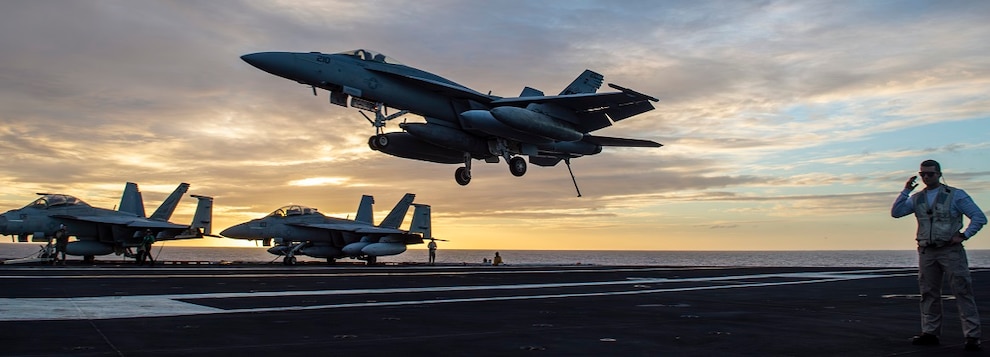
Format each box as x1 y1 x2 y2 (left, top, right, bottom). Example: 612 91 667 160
918 243 981 338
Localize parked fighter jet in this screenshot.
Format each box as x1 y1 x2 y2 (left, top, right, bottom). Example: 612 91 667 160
219 193 430 265
0 182 213 263
241 49 662 196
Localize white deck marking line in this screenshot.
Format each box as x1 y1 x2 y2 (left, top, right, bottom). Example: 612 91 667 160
0 269 917 321
0 267 919 279
0 266 721 279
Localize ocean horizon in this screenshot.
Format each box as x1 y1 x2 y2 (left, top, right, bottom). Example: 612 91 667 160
4 242 990 267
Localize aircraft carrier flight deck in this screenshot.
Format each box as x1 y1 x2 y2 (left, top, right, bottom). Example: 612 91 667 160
1 263 987 356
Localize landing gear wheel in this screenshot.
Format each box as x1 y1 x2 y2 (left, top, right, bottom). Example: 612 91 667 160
83 255 95 264
509 156 527 177
326 258 336 265
366 256 377 266
283 256 297 265
455 167 472 186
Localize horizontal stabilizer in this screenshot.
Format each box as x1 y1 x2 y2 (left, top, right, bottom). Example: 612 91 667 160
584 135 662 147
603 100 655 122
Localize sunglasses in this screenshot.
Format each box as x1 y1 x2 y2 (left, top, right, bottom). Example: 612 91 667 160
918 171 940 177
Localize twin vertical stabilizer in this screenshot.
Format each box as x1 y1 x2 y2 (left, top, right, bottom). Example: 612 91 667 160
409 204 432 239
354 195 375 224
118 182 146 217
151 183 190 221
380 193 415 229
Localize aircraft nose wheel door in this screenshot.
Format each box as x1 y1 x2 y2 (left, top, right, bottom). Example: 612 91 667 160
509 157 527 177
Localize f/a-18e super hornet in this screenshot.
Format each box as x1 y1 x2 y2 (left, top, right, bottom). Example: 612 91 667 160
219 193 431 265
241 49 662 196
0 182 213 263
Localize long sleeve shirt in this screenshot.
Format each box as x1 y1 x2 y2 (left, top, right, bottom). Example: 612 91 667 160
892 185 987 239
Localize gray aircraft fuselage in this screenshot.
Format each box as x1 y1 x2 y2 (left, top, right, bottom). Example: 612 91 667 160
245 51 472 123
242 49 661 194
0 196 117 239
220 199 427 265
0 188 212 259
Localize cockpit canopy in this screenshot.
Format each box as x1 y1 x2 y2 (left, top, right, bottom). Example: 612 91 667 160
26 194 89 209
267 205 320 218
335 49 403 65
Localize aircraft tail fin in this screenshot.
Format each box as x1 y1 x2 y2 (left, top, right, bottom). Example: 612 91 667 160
409 204 431 239
354 195 375 224
519 87 544 97
190 194 213 235
559 69 604 95
118 182 146 217
150 183 190 221
379 193 415 229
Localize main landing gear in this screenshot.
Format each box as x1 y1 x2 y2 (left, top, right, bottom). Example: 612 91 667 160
454 151 527 186
509 156 527 177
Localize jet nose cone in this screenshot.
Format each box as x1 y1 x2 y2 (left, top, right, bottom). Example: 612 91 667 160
0 214 7 233
219 224 249 239
241 52 297 79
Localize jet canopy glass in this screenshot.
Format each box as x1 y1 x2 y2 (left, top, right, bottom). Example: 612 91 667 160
335 49 403 65
27 194 89 209
267 205 321 218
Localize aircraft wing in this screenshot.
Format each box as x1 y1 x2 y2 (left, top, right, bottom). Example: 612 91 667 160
491 84 659 133
53 215 189 230
289 222 407 235
584 135 663 147
364 66 496 103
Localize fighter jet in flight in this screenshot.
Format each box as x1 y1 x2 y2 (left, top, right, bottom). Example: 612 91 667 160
0 182 213 263
241 49 662 196
220 193 431 265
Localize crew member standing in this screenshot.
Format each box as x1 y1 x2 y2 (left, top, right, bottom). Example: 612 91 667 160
892 159 987 351
138 229 156 265
427 239 437 265
53 224 68 265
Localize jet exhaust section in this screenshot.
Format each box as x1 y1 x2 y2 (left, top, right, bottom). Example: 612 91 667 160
490 106 584 142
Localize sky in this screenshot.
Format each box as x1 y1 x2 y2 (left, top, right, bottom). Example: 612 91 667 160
1 0 988 251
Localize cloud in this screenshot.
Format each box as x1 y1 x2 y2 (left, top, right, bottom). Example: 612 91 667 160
1 1 988 250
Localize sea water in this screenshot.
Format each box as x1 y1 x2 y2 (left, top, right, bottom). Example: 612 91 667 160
4 242 990 267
